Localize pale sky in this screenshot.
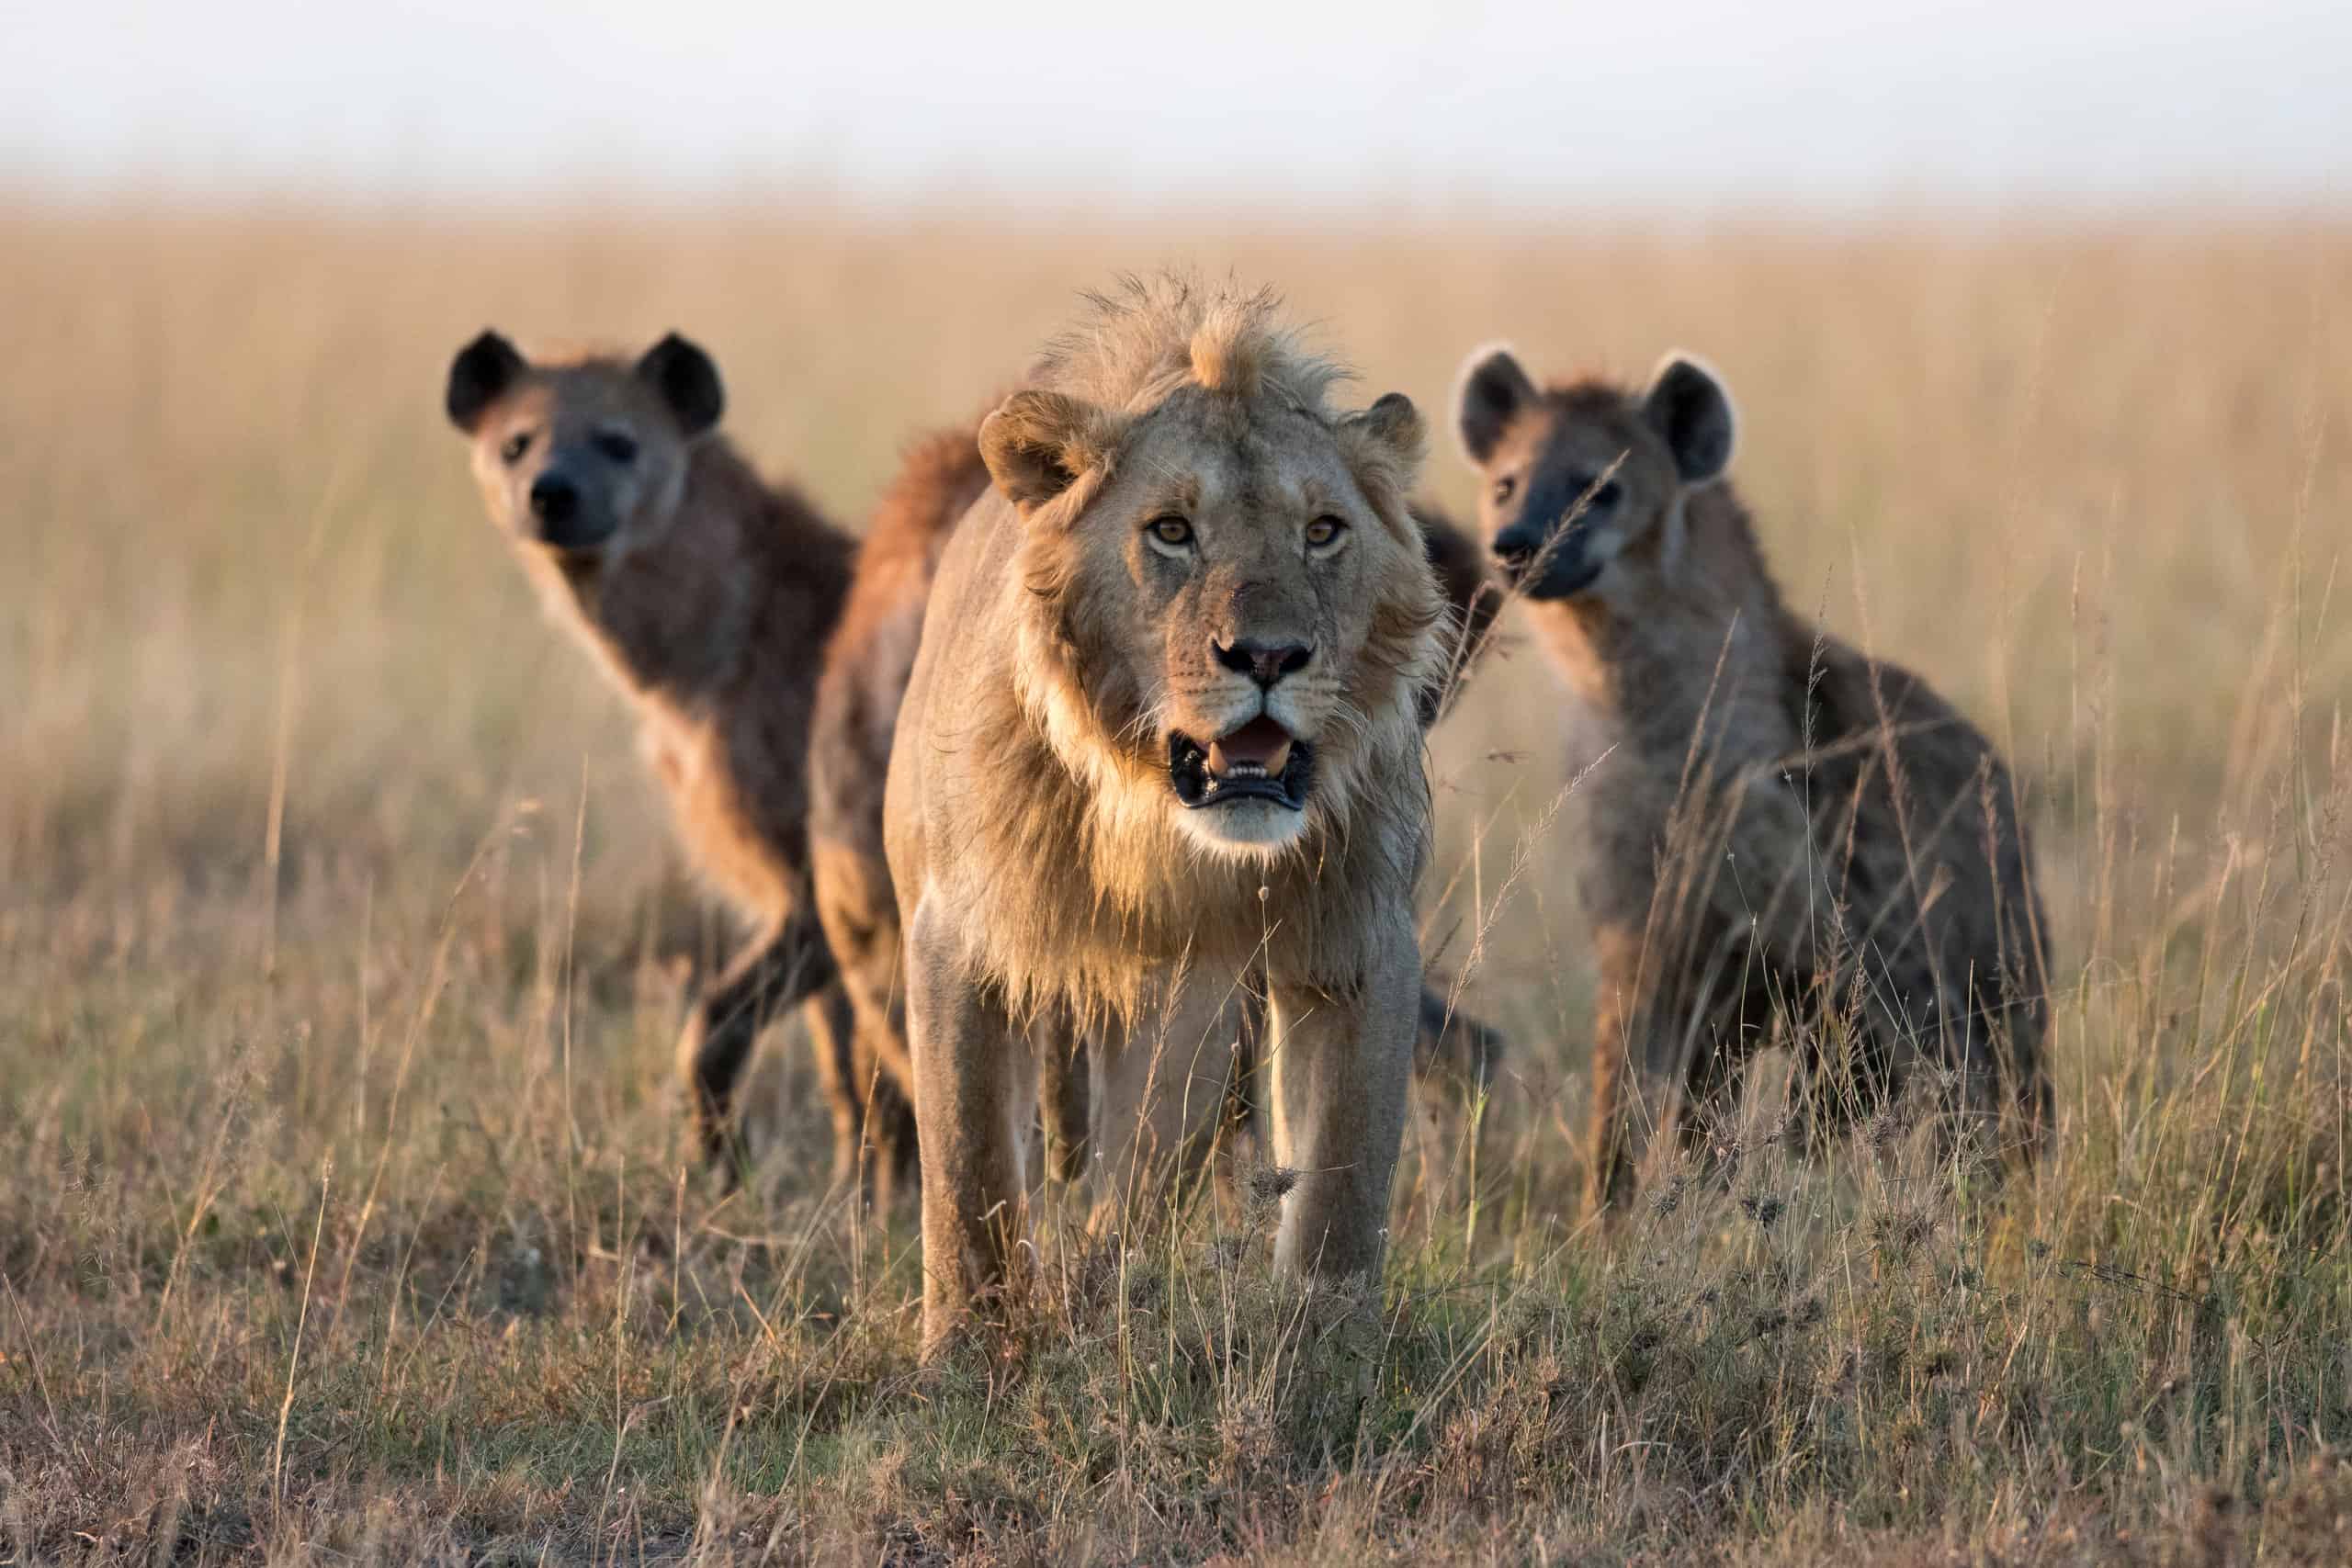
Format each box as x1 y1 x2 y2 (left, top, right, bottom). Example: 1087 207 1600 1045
6 0 2346 210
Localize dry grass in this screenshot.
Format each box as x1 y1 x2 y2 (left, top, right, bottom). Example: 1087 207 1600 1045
2 203 2349 1564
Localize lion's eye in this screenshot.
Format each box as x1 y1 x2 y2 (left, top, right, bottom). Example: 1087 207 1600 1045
1147 515 1193 549
1491 475 1517 503
1305 515 1347 550
500 431 533 465
594 430 639 465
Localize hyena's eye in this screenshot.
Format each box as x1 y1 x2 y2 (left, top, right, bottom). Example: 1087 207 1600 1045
1491 475 1516 504
1589 479 1622 510
500 431 532 465
593 430 639 465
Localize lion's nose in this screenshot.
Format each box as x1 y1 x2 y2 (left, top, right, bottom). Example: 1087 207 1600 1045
1214 637 1314 690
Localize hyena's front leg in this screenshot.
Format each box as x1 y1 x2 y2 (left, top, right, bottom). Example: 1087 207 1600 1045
903 896 1037 1357
1587 920 1779 1221
1585 920 1659 1223
1264 916 1419 1282
799 980 864 1190
676 907 837 1178
1414 977 1505 1088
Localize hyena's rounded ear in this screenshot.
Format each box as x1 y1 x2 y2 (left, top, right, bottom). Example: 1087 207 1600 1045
635 333 725 438
446 330 526 434
1642 354 1736 484
978 389 1125 514
1453 344 1537 468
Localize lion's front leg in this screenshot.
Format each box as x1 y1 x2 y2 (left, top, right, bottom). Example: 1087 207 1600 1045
1264 916 1419 1282
903 896 1037 1357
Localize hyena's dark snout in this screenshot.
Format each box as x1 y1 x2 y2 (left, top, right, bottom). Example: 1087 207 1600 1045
528 469 616 549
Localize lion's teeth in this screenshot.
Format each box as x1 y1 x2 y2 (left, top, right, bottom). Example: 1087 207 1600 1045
1206 740 1229 776
1264 738 1293 778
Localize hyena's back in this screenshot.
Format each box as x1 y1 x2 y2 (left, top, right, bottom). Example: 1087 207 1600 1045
1795 629 2051 1138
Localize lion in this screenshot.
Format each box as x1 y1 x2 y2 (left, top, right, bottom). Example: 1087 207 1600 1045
1452 344 2052 1218
883 276 1449 1349
808 426 1508 1221
443 330 861 1183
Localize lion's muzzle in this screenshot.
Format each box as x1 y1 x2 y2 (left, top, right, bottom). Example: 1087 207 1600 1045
1168 715 1313 812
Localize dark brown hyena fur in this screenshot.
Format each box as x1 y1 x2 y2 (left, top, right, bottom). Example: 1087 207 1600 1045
1452 344 2051 1219
445 330 866 1184
805 421 1512 1203
1408 502 1512 1081
1410 502 1513 1081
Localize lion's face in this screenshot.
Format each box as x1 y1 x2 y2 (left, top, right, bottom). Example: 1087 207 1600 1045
983 381 1437 862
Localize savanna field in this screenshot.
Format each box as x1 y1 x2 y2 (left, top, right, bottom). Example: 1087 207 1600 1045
3 206 2350 1564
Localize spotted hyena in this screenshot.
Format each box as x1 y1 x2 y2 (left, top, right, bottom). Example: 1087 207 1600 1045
1452 344 2051 1217
444 329 862 1183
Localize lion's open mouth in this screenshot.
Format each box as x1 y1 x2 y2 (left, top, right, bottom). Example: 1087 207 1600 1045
1168 716 1313 812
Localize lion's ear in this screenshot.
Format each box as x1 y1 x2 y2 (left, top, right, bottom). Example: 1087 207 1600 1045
978 389 1124 513
1333 391 1426 513
1343 390 1427 468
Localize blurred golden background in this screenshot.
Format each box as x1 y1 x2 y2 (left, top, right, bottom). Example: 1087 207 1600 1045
7 212 2343 1010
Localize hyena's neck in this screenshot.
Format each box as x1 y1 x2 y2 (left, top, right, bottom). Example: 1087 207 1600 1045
547 441 854 705
1532 484 1801 766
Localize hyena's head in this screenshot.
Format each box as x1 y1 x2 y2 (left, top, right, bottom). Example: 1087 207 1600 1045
1452 346 1736 604
444 331 724 558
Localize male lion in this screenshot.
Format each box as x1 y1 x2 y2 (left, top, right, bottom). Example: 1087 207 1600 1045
886 276 1447 1349
1453 344 2052 1218
811 429 1506 1215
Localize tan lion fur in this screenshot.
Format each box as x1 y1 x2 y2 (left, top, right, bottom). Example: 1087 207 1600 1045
1453 345 2052 1220
887 276 1447 1349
